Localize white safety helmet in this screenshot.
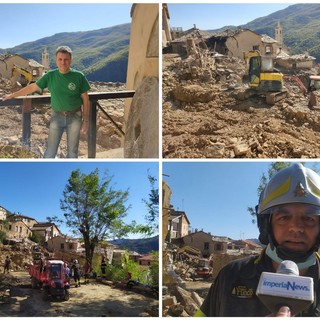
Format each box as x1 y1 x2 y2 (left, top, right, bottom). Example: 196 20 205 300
257 163 320 255
258 163 320 215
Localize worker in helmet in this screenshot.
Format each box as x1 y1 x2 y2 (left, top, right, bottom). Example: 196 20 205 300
195 163 320 317
71 259 81 288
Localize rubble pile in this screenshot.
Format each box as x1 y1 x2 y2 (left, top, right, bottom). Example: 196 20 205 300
162 247 257 316
0 240 36 273
0 80 126 158
163 51 320 158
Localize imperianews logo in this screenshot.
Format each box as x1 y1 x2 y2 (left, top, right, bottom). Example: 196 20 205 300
262 280 310 292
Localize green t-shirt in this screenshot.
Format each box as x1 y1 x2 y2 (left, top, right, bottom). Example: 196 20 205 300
36 68 91 112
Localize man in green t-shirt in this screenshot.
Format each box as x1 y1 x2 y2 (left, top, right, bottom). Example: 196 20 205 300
2 45 90 158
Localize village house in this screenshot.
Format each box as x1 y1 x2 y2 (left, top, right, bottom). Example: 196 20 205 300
31 222 61 243
0 206 8 221
4 214 37 240
168 210 190 241
46 234 82 253
173 230 228 258
205 28 281 60
228 239 263 254
138 254 155 266
0 53 45 85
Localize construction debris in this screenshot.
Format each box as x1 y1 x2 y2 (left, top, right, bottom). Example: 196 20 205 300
163 49 320 158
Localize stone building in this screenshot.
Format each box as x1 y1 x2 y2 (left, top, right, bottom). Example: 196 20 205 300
47 234 82 253
31 222 61 243
162 4 172 48
0 54 44 84
206 28 280 59
123 3 159 158
168 210 190 240
173 230 228 258
5 214 37 240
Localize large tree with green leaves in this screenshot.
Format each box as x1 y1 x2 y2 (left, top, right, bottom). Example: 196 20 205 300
60 168 134 265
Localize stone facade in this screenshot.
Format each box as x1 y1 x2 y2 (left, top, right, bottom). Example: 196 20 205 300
124 3 159 158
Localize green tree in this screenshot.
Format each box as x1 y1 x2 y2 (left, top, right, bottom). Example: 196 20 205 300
60 168 134 266
29 231 43 245
142 174 159 236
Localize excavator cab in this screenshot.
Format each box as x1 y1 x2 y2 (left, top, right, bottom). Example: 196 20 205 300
238 51 287 105
246 51 283 92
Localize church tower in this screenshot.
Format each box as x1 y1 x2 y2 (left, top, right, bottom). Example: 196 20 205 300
42 47 50 70
275 21 283 46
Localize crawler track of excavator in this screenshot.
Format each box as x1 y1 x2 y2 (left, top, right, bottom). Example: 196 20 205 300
237 89 287 105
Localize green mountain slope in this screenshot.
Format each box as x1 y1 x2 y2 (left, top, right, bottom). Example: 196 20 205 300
0 23 131 82
209 4 320 61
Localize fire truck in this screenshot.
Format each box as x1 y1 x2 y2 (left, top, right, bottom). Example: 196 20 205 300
29 252 70 301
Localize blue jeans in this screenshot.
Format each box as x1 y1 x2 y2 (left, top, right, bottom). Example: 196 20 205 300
44 110 82 158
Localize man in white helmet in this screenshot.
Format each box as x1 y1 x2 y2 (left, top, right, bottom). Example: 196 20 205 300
195 163 320 317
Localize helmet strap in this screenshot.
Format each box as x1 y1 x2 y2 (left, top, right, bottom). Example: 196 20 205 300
266 244 316 270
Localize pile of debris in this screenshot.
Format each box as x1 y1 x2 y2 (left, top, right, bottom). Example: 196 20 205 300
163 50 320 158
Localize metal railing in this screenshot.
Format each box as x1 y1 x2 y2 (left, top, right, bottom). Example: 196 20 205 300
0 91 135 158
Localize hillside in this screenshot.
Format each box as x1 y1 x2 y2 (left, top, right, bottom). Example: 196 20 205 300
110 236 159 254
208 3 320 61
0 23 131 82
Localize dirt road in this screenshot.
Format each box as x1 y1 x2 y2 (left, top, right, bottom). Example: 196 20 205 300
0 271 158 317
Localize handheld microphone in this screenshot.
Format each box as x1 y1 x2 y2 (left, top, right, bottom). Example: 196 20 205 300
256 260 314 316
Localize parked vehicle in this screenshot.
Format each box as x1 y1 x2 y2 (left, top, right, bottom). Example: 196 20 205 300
29 258 70 301
196 258 212 278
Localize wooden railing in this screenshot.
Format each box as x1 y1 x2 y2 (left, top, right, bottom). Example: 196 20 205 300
0 91 135 158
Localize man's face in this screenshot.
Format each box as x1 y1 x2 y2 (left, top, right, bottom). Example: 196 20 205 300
271 203 320 252
56 52 72 74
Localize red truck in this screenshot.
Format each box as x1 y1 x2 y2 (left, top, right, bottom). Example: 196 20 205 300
29 258 70 301
196 258 213 278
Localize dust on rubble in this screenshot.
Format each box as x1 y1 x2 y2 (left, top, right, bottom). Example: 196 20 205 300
162 53 320 159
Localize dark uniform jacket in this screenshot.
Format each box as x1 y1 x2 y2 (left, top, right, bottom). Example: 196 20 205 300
199 252 320 317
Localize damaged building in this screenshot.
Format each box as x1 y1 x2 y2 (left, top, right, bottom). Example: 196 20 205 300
206 28 281 59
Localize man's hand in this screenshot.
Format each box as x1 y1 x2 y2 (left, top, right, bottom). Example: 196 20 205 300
80 120 89 135
274 306 291 317
2 94 13 101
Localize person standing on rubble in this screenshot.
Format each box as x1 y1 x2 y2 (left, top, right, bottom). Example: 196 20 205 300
1 45 91 158
195 163 320 317
3 256 11 273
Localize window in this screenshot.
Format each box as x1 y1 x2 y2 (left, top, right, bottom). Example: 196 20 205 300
253 45 259 51
60 243 64 249
204 242 209 250
265 46 272 54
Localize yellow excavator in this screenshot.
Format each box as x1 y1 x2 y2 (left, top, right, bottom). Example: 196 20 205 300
237 51 287 105
10 65 35 88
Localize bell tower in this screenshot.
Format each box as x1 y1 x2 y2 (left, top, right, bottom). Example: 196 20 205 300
42 47 50 70
275 21 283 46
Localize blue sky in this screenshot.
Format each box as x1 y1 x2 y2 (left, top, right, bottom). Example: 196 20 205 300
163 161 320 241
0 161 158 239
168 3 295 31
0 3 133 48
